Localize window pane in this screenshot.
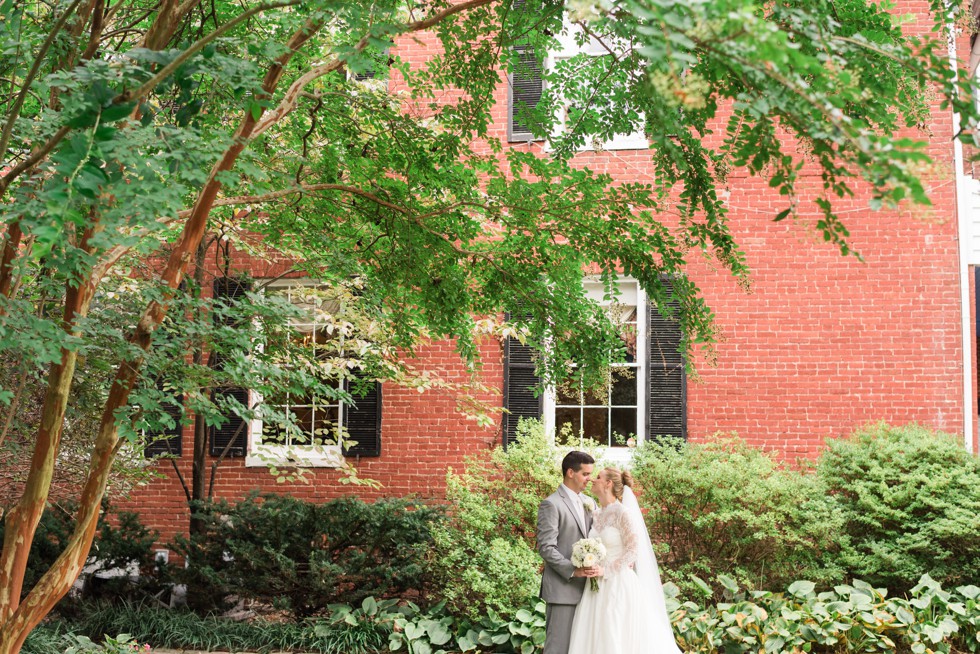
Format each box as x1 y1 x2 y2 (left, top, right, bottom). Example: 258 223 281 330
555 383 580 405
582 385 606 406
611 369 637 405
611 408 636 446
555 407 581 445
311 405 340 444
292 406 315 444
262 422 287 444
581 408 608 445
618 307 638 363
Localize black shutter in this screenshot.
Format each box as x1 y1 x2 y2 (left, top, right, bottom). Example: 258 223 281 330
212 277 251 324
209 386 249 457
647 283 686 442
343 373 382 457
353 67 376 81
503 322 542 448
209 276 252 457
509 46 543 141
144 394 185 458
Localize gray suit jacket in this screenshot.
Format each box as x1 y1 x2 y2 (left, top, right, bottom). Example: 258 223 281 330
536 485 593 605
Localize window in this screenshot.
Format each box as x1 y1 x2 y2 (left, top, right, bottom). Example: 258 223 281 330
244 281 382 467
548 18 647 151
545 280 643 455
503 277 685 458
349 48 391 85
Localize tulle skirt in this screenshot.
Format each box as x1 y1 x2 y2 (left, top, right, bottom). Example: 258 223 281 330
567 568 667 654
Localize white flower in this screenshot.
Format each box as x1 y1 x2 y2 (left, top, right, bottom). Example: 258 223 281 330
571 537 606 568
571 537 607 591
582 495 597 513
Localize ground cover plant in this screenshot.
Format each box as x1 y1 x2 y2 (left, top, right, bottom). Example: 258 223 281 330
40 575 980 654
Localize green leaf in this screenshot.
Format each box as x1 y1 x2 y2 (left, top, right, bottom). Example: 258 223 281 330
73 162 108 198
788 580 815 598
100 102 137 123
718 575 740 593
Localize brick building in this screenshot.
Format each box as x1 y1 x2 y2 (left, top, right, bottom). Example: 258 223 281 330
121 1 980 549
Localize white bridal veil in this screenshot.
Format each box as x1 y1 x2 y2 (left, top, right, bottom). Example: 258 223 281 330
621 486 684 654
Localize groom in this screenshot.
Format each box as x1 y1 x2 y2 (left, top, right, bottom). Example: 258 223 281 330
536 451 599 654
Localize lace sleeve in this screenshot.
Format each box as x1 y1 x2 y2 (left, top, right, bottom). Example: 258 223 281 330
605 503 638 575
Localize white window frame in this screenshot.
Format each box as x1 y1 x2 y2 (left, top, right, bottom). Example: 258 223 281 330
543 277 647 464
245 279 346 468
547 18 648 152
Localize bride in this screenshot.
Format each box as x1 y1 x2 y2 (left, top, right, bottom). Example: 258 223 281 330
567 467 683 654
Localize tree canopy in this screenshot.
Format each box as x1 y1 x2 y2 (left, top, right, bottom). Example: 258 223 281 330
0 0 976 652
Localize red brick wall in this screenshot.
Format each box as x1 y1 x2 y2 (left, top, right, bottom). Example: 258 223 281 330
119 1 976 547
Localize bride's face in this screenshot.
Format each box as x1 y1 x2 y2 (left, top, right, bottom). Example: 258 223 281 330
592 473 610 496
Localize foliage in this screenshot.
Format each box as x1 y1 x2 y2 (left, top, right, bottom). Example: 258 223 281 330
455 600 548 654
62 634 149 654
630 436 844 597
170 494 442 616
816 422 980 593
315 597 404 654
71 602 357 654
671 574 980 654
0 501 158 602
430 420 599 618
40 575 980 654
20 623 66 654
0 352 157 511
387 602 456 654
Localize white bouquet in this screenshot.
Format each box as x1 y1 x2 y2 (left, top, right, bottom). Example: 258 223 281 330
571 537 606 591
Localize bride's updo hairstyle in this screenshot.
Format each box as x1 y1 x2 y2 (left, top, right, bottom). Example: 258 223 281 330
602 467 634 501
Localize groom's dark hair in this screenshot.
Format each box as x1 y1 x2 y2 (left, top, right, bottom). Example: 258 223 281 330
561 451 595 476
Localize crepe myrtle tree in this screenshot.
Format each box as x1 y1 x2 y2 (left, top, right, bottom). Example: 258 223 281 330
0 0 976 650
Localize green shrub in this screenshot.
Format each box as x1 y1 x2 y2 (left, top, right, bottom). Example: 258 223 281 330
171 494 443 616
0 500 158 602
430 419 592 619
630 436 844 597
816 422 980 593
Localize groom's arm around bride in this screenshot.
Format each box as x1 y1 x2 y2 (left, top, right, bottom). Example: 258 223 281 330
536 451 598 654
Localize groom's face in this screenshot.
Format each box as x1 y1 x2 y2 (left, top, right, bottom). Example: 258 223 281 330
565 463 594 493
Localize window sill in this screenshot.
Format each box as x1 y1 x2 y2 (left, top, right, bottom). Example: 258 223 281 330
540 136 651 154
245 444 344 468
602 447 636 465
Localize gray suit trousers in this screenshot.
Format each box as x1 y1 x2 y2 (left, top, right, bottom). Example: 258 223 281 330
544 603 577 654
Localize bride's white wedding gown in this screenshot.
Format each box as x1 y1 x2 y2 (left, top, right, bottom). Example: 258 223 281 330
567 501 682 654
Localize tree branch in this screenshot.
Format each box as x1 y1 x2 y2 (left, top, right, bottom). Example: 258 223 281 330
0 0 83 169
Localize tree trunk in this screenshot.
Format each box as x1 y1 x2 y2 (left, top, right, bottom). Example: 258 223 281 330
0 354 131 654
0 280 93 623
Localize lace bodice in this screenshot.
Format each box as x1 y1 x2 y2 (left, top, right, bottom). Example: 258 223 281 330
589 502 638 575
